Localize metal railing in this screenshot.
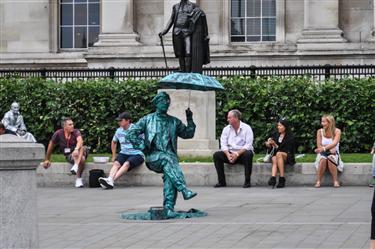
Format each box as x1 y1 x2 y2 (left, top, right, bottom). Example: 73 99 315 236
1 64 375 81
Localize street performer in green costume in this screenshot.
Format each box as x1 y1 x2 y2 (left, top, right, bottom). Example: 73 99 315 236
126 91 197 218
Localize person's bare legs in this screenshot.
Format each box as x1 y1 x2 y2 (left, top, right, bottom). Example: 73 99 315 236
271 156 277 177
371 240 375 249
268 156 278 187
315 158 327 187
276 152 287 177
109 162 121 180
73 148 86 178
327 160 340 187
76 157 86 178
98 161 121 189
113 161 130 181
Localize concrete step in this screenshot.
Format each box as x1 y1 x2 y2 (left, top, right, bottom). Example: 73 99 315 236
36 162 373 187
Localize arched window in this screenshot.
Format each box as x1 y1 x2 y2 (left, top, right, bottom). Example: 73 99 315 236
60 0 100 49
231 0 276 42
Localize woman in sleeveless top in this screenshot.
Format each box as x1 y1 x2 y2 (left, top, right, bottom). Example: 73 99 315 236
314 114 344 188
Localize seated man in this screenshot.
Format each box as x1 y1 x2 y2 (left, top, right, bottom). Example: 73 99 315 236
213 109 254 188
98 112 144 189
2 102 36 142
0 122 17 135
42 117 88 188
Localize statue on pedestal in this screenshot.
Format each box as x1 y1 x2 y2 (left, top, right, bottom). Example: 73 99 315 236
159 0 210 73
1 102 36 142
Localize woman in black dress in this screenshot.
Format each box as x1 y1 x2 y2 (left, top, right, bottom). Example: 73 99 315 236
265 118 296 188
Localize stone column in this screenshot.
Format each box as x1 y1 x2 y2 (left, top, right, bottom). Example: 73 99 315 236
298 0 346 43
367 0 375 42
94 0 140 47
0 135 44 249
162 89 219 157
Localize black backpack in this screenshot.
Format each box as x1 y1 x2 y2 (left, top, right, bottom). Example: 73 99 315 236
89 169 105 188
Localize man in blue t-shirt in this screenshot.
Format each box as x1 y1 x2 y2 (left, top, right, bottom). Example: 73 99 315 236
99 112 144 189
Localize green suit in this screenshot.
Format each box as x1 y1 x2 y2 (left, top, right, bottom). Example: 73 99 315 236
127 92 196 213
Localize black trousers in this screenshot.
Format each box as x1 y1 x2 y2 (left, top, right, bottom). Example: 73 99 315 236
173 33 191 57
213 150 253 185
371 189 375 239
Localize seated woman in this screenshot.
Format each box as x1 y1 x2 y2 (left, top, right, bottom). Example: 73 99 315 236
265 118 295 188
314 114 344 188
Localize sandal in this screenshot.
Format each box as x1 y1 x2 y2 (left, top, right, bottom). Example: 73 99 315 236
314 181 321 188
333 181 340 188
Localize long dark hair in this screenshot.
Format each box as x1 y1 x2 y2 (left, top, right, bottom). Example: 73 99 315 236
278 118 293 137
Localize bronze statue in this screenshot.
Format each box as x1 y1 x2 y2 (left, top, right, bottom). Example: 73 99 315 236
126 92 197 218
2 102 36 142
159 0 210 73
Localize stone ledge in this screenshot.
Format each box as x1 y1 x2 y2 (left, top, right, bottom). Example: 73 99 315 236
36 162 372 187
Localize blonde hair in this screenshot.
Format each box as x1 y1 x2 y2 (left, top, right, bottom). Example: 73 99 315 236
322 114 336 138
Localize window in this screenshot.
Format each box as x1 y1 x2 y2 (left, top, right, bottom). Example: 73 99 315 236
60 0 100 49
231 0 276 42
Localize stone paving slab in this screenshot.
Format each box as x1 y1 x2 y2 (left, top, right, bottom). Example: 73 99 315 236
38 186 372 249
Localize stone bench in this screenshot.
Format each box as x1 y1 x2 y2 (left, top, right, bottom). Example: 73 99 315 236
36 162 372 187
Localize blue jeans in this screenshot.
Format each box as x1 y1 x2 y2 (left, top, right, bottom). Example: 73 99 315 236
372 154 375 177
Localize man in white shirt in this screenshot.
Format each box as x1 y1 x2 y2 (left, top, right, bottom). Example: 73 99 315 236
213 109 254 188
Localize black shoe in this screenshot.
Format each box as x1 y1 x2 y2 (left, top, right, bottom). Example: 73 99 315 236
276 177 286 188
242 182 251 188
268 176 277 189
214 183 226 188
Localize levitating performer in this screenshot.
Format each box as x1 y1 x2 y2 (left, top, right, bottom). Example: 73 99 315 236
126 92 197 218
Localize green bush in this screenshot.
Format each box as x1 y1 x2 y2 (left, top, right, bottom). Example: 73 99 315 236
0 77 158 152
216 77 375 153
0 76 374 153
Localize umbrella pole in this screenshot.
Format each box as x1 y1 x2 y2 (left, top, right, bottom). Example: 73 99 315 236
188 90 191 108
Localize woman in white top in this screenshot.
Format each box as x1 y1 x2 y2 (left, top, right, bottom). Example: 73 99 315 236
314 114 344 188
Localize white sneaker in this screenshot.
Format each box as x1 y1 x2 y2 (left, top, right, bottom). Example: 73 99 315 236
75 178 84 188
70 164 78 175
98 177 114 189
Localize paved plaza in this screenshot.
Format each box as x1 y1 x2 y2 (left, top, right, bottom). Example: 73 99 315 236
38 186 372 249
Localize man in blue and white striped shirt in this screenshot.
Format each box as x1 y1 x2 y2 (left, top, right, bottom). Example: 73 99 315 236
99 112 144 189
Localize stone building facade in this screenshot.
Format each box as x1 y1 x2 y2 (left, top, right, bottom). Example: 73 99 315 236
1 0 375 68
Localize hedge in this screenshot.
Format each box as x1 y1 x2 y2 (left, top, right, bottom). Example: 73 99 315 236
0 77 158 152
0 76 374 153
217 77 374 153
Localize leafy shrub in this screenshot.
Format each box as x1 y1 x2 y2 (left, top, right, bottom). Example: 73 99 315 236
0 77 158 152
0 77 373 153
216 77 375 153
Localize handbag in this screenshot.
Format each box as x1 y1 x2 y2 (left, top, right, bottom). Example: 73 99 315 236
262 147 276 163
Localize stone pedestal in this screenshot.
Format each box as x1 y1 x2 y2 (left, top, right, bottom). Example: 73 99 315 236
162 89 219 157
0 135 44 249
93 0 140 47
298 0 346 48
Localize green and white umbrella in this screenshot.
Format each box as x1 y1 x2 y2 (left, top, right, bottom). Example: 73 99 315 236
158 72 224 107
